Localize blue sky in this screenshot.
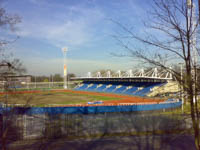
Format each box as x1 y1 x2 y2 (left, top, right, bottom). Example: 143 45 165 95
2 0 152 76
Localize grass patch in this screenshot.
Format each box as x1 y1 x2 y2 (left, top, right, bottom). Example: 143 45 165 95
159 99 200 116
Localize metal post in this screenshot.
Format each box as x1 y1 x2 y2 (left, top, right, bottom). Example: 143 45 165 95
62 47 68 89
49 76 50 89
87 72 91 78
129 69 133 77
118 70 121 78
35 76 36 89
179 63 184 113
26 80 28 89
141 68 144 77
169 67 172 79
107 71 111 78
97 72 101 78
155 68 158 78
52 75 53 88
23 115 27 139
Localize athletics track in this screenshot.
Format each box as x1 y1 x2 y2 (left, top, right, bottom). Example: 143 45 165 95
0 89 166 107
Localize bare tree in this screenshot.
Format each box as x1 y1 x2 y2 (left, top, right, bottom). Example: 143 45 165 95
113 0 200 149
198 0 200 22
0 3 28 150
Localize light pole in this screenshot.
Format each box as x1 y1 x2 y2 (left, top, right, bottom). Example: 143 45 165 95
62 47 68 89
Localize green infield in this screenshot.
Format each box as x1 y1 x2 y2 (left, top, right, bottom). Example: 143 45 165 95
0 91 120 106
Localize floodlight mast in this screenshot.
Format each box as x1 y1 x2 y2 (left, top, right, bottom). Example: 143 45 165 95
62 47 68 89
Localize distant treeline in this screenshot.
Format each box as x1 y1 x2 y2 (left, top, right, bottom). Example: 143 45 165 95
31 73 76 82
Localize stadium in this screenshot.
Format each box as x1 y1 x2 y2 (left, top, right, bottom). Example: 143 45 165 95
0 66 184 141
70 68 181 112
1 0 200 149
0 67 182 114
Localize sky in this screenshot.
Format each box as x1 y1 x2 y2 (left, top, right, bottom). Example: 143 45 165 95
2 0 152 76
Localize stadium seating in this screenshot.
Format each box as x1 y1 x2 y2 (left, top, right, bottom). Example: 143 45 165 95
75 81 165 97
134 85 153 96
113 85 127 93
95 84 107 92
104 84 117 92
75 83 88 90
134 83 163 96
86 83 98 91
122 86 135 95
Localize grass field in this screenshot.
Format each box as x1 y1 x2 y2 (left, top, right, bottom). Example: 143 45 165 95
0 91 121 106
0 89 165 107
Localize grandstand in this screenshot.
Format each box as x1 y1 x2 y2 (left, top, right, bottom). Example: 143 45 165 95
75 81 168 97
148 81 179 97
73 68 179 97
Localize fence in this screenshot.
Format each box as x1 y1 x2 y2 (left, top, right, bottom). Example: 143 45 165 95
0 112 190 140
0 81 77 91
0 101 182 115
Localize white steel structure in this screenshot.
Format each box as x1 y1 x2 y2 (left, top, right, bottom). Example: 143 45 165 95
62 47 68 89
74 68 173 80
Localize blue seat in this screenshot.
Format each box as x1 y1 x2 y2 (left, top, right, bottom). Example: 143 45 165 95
74 82 166 97
86 84 98 91
95 84 107 92
134 83 162 96
114 85 127 94
123 86 138 95
75 83 89 90
104 85 117 92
